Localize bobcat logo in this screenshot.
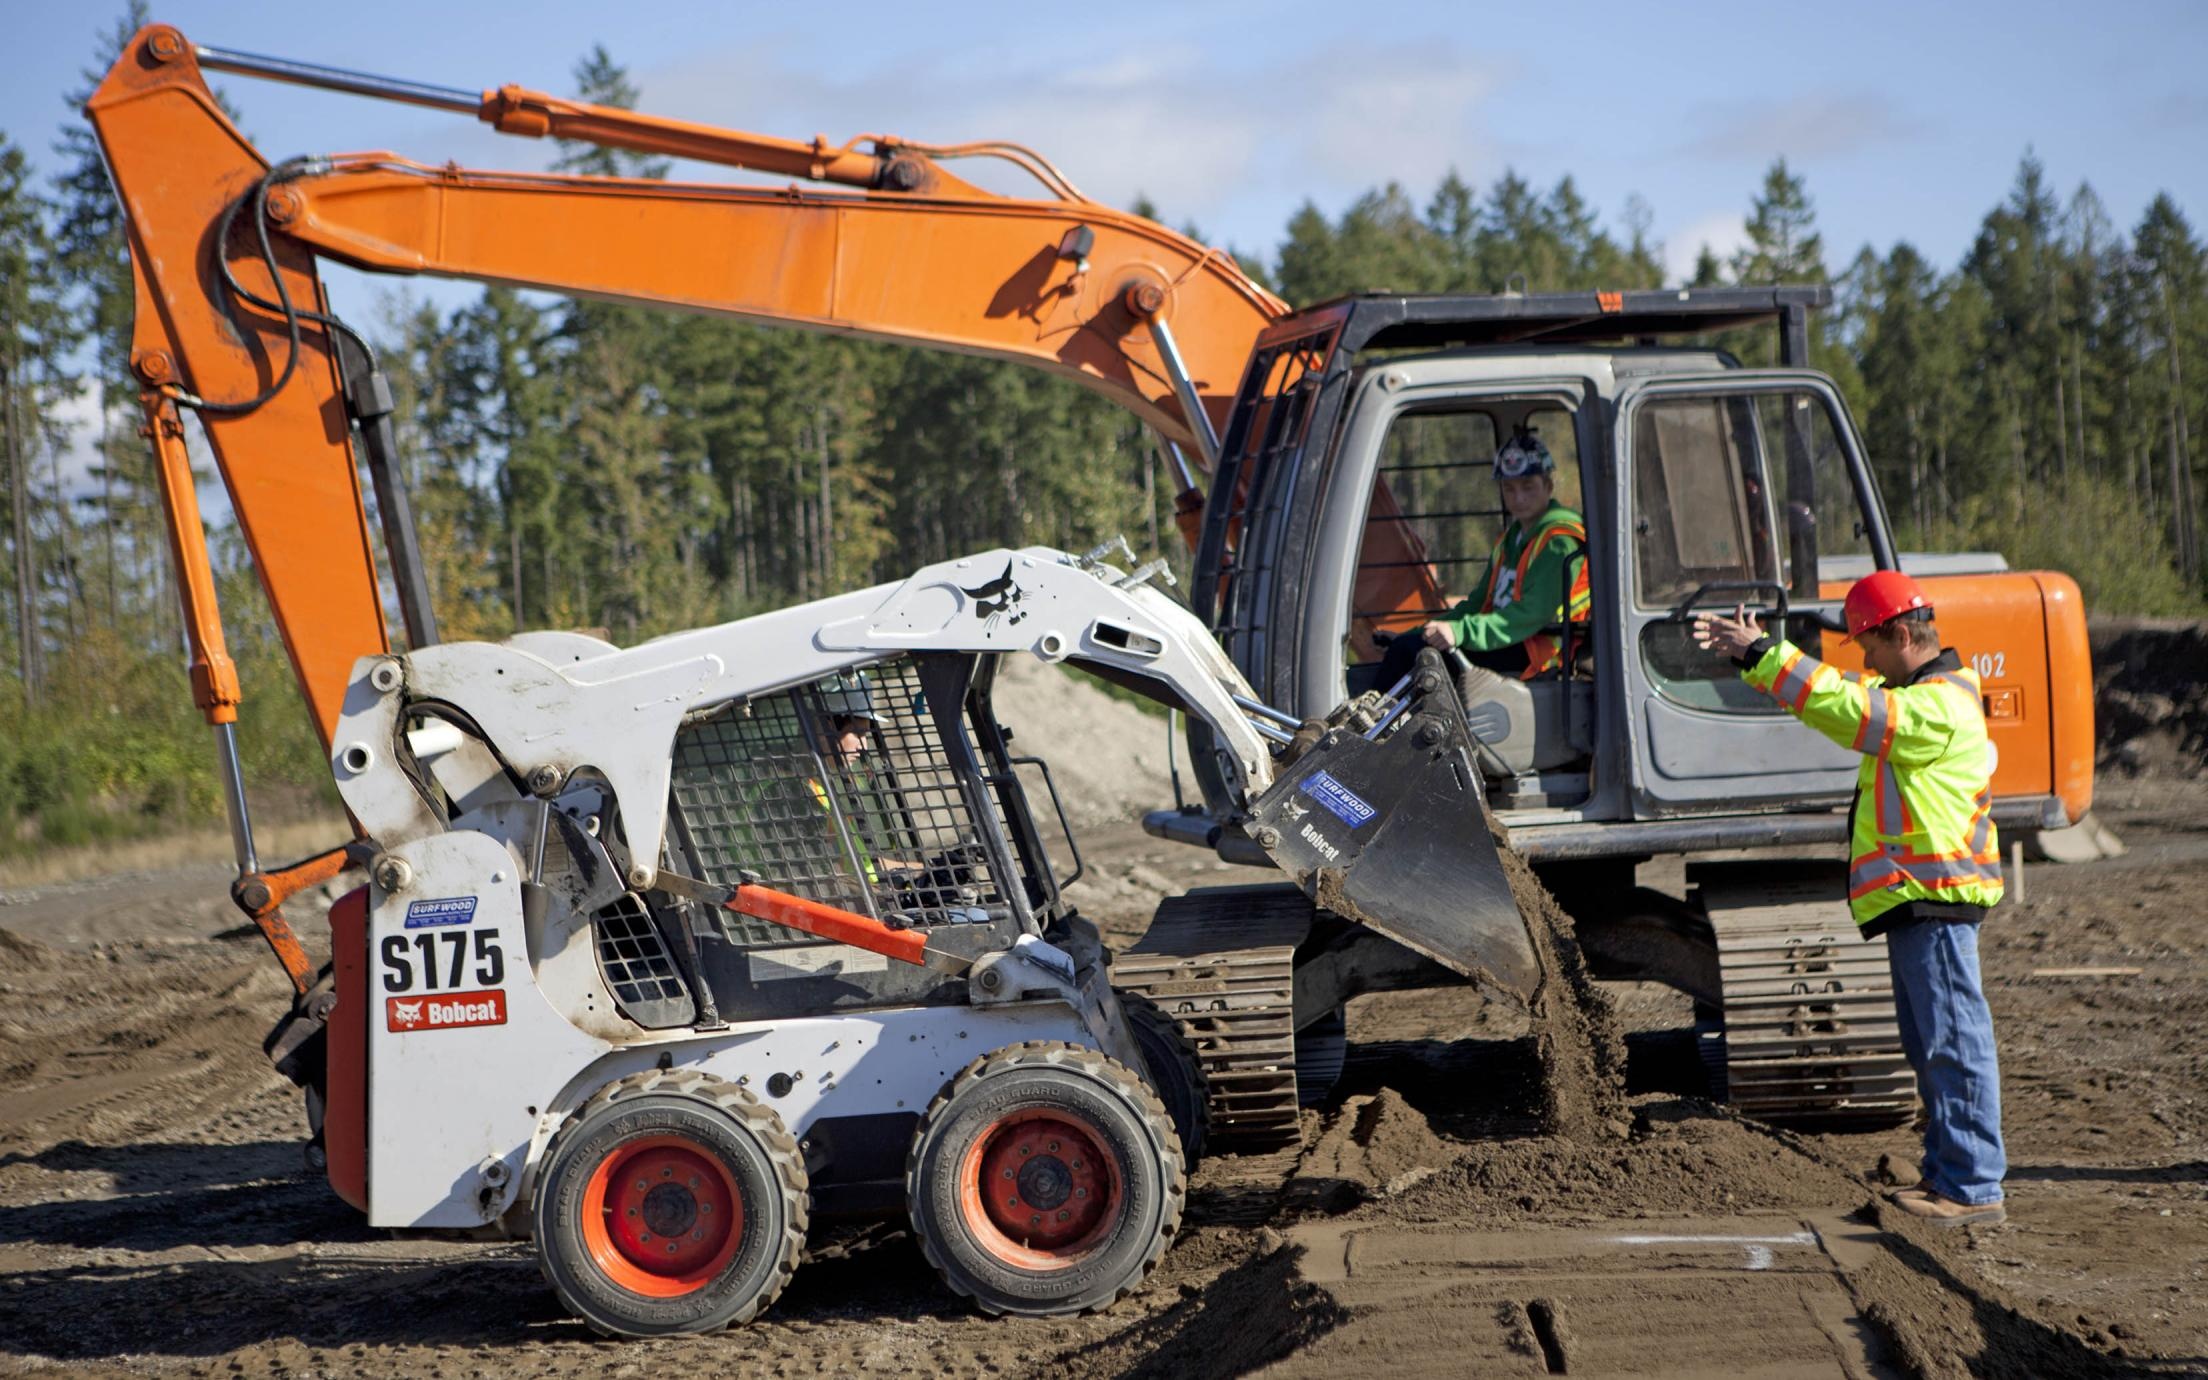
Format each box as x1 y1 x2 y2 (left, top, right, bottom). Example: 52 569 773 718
961 559 1027 629
390 1000 424 1028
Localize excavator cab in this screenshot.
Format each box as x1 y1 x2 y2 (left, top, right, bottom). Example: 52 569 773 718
1190 289 2089 846
1336 388 1599 803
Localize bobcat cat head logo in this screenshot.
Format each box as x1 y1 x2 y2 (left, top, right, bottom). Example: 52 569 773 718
390 1000 424 1028
961 559 1027 629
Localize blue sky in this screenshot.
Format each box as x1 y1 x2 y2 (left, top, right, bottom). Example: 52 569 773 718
11 0 2204 274
4 0 2205 490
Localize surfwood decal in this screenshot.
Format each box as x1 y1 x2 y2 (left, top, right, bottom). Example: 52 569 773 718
403 896 478 930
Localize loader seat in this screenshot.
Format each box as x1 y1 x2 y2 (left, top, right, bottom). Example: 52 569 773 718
1456 667 1583 776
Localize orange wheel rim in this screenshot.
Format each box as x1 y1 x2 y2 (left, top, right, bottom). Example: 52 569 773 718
580 1135 744 1297
956 1111 1123 1270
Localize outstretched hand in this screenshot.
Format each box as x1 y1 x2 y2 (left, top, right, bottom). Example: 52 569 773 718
1691 604 1765 660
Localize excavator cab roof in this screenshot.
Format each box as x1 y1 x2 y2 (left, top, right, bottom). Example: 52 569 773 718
1276 284 1832 362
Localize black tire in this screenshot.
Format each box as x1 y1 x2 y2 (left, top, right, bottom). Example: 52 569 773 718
1121 992 1209 1169
906 1041 1184 1317
532 1068 808 1338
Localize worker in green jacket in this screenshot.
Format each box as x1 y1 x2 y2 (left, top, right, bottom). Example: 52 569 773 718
1694 570 2008 1228
1380 428 1591 686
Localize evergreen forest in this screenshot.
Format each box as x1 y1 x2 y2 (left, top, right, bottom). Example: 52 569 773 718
2 12 2203 852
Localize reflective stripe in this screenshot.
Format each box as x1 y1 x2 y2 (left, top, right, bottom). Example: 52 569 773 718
1516 521 1591 623
1854 682 1892 753
1850 850 2002 898
1770 650 1818 708
811 777 879 884
1849 853 1904 898
1896 854 2005 887
1873 759 1905 835
1519 633 1558 681
1967 788 1993 856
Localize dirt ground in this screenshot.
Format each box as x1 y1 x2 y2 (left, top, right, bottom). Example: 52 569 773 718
1 754 2203 1374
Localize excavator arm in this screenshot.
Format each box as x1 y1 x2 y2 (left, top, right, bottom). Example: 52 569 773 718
88 25 1284 740
84 26 1447 882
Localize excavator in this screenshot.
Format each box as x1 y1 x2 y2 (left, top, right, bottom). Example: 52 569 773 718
85 19 2093 1223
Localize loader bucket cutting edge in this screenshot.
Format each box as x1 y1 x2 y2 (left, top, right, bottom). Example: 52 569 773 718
1248 676 1539 1004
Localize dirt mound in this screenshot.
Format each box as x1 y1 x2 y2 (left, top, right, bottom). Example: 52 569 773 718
0 925 51 970
2090 618 2208 779
1847 1201 2147 1380
1036 1230 1346 1380
1292 1089 1454 1200
993 656 1176 827
1496 838 1631 1142
1373 1099 1859 1226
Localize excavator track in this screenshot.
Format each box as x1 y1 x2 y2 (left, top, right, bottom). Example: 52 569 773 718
1113 885 1317 1149
1692 863 1916 1127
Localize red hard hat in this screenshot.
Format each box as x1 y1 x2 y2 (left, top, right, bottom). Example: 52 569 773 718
1842 570 1931 641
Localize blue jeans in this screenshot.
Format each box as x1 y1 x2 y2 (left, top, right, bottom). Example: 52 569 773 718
1886 919 2007 1204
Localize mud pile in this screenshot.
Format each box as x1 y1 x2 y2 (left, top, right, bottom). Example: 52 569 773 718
1291 1089 1454 1199
1374 1102 1857 1226
1495 835 1632 1142
2091 618 2208 778
1036 1230 1346 1380
992 656 1177 826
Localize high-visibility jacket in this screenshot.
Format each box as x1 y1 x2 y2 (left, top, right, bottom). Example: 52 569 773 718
1443 502 1592 677
810 777 879 884
1742 641 2003 931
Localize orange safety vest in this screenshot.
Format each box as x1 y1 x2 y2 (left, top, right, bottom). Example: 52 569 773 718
1478 517 1592 679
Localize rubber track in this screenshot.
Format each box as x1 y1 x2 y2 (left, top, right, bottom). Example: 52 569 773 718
1113 885 1314 1147
1703 904 1915 1127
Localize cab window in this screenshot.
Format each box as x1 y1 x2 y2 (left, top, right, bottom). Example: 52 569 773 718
1631 387 1868 712
1346 401 1580 667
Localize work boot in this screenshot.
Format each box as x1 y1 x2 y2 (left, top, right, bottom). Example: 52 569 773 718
1893 1191 2006 1228
1887 1178 1933 1202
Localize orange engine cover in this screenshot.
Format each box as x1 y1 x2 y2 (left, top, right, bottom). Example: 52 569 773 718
1813 571 2094 826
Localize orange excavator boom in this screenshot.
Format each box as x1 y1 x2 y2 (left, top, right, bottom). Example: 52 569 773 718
82 25 1448 897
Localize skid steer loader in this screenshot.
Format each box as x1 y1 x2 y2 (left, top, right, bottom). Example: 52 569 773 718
286 543 1529 1336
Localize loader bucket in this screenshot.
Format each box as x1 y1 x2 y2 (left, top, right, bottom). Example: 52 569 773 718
1247 660 1539 1003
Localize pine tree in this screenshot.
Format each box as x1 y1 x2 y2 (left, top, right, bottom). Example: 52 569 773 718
52 3 163 645
1731 158 1826 287
2129 194 2204 586
0 135 79 704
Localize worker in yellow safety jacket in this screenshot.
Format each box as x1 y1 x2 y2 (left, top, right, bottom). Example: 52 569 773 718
1694 570 2008 1228
1380 427 1591 686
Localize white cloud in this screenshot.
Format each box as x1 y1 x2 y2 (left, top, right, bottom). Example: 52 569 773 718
623 37 1502 253
1681 92 1920 162
1662 211 1749 287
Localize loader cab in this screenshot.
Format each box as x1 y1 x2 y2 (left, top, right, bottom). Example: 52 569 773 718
1194 286 1899 828
593 652 1083 1035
